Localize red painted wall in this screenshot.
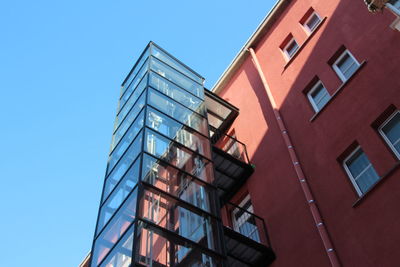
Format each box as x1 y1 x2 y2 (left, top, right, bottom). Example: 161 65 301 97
218 0 400 266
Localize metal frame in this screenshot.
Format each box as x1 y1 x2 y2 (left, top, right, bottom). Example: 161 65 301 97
90 42 275 267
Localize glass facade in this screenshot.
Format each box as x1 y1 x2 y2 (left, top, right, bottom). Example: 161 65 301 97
90 42 224 267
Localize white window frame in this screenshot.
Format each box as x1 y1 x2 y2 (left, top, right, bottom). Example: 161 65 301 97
378 110 400 159
332 50 360 82
282 38 299 60
342 146 378 196
303 11 322 33
307 80 330 112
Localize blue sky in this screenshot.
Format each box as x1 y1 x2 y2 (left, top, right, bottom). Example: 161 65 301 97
0 1 274 266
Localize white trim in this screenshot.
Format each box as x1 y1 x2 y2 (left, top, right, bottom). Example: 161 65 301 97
332 50 360 82
282 38 299 60
307 80 330 112
342 146 364 196
303 11 322 34
378 110 400 159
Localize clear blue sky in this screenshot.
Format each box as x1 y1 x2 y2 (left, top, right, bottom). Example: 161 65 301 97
0 1 275 266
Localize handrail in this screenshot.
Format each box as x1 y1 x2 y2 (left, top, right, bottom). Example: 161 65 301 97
225 202 271 247
211 129 251 164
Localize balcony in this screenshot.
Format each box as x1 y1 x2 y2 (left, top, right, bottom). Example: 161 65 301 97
223 202 275 267
211 131 254 203
204 89 238 137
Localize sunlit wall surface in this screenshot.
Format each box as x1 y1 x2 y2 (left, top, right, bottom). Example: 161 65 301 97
90 42 224 267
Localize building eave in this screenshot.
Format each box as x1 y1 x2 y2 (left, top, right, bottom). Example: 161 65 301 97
211 0 292 94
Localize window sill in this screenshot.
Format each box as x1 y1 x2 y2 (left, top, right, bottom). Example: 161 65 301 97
352 160 400 207
283 17 327 71
310 60 367 122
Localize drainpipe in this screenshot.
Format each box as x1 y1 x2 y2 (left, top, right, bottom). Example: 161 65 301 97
248 47 341 267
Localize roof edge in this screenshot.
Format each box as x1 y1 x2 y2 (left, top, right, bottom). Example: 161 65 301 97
211 0 291 94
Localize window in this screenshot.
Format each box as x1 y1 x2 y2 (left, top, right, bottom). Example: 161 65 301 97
379 110 400 159
307 81 331 112
282 38 299 59
343 147 380 196
332 50 360 82
389 0 400 9
232 195 260 242
303 11 322 33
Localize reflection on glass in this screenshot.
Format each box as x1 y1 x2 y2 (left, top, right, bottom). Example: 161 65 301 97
138 190 216 250
92 188 138 267
147 88 208 136
99 225 134 267
97 158 140 235
141 153 213 213
144 129 214 183
149 71 206 115
115 74 147 132
108 113 144 175
146 107 211 158
135 223 221 267
120 50 149 107
150 57 204 99
151 45 203 85
112 92 146 150
106 130 143 189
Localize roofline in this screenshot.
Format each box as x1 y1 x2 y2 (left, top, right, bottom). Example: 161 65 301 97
211 0 292 94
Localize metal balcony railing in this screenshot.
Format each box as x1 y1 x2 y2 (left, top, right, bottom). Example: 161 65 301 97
223 202 275 267
224 202 271 247
211 131 251 165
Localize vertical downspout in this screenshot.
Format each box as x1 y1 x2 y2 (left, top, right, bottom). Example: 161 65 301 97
248 47 341 267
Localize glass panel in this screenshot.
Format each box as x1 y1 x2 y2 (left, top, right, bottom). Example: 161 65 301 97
112 92 146 150
382 113 400 149
115 74 147 132
306 13 321 31
135 222 222 267
356 166 380 193
99 225 134 267
347 150 369 177
286 40 299 57
150 57 204 99
149 71 206 115
346 149 379 194
141 153 215 214
92 188 138 267
144 129 214 183
146 107 211 158
337 53 358 79
151 45 203 85
106 129 143 184
108 111 145 174
311 84 330 110
147 88 208 136
137 190 219 251
98 158 140 235
120 57 149 110
343 62 358 79
103 154 140 202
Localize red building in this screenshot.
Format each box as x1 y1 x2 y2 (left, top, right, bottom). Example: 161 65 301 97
213 0 400 266
82 1 400 266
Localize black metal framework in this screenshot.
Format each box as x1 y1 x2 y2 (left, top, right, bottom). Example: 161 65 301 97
89 42 275 267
